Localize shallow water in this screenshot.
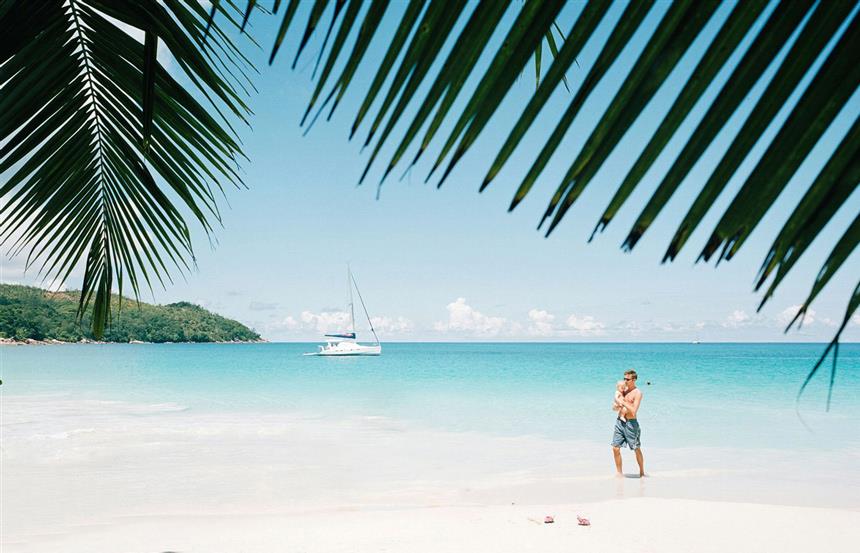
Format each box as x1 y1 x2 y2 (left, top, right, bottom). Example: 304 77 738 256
2 342 856 446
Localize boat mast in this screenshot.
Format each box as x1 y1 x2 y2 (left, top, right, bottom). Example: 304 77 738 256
347 264 356 336
350 271 379 345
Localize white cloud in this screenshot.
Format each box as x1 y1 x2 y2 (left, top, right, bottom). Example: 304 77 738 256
526 309 555 336
853 314 860 326
270 311 413 337
434 298 507 337
612 319 697 336
722 309 751 328
778 305 815 327
299 310 352 334
370 315 414 334
565 313 605 336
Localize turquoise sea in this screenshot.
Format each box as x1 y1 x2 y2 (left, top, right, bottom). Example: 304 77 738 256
3 342 857 448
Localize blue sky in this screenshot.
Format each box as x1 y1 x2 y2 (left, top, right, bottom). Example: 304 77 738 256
3 1 859 342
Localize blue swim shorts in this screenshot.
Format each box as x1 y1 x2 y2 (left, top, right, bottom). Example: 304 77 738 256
611 418 641 450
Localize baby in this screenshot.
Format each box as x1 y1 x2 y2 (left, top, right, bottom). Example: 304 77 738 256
612 380 628 421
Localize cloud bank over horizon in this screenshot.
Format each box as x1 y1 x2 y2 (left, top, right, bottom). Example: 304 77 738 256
250 297 858 342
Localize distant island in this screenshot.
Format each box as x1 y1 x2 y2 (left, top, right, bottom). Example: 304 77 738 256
0 284 262 344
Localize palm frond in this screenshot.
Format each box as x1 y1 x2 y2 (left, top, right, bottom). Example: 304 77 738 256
542 0 722 236
662 0 852 260
592 0 769 240
507 0 654 209
698 12 859 263
478 0 608 193
301 0 364 126
430 0 567 186
756 117 860 310
368 0 512 186
542 24 569 92
272 0 860 400
269 0 301 63
1 0 251 337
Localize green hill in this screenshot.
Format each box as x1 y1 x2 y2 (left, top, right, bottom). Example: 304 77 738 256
0 284 261 343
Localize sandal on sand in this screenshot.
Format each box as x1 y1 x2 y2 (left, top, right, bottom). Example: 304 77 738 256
544 516 554 524
577 516 591 526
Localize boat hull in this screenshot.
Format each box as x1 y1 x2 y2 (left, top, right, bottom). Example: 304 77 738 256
305 343 381 356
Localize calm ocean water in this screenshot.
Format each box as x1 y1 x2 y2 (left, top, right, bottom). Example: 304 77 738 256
2 342 857 450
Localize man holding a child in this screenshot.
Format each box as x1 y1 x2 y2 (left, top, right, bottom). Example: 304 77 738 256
611 369 645 477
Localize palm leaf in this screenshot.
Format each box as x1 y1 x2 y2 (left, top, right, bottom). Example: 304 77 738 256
301 0 364 126
797 281 859 411
507 0 654 210
349 0 426 139
479 0 612 192
543 0 722 236
431 0 568 186
543 24 569 92
1 0 251 337
311 0 347 79
293 0 331 69
665 1 853 260
317 0 392 122
755 117 860 310
592 0 769 239
623 0 815 252
698 13 860 263
370 0 512 186
241 0 257 32
359 0 468 154
264 1 859 399
270 0 301 63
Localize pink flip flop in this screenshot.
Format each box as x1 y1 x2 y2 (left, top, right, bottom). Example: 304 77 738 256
577 516 591 526
544 515 554 524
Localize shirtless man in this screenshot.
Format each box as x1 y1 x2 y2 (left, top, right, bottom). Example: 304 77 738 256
611 369 644 477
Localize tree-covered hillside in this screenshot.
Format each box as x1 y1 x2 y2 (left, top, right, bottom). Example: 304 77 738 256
0 284 261 343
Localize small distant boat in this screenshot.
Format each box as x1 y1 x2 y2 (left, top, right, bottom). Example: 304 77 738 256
305 267 381 356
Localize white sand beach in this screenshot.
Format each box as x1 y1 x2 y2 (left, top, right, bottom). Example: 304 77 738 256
3 394 859 552
9 499 858 553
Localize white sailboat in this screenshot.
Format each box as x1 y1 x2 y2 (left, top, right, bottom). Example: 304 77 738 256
305 267 381 356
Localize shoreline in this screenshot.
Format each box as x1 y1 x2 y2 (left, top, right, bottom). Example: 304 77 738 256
0 337 268 346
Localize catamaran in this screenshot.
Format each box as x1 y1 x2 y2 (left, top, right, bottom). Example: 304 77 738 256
305 267 381 356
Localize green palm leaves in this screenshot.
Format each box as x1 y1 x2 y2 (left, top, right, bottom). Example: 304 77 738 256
1 0 251 337
260 1 858 395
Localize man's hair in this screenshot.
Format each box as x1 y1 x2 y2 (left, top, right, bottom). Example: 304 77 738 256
624 369 638 380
